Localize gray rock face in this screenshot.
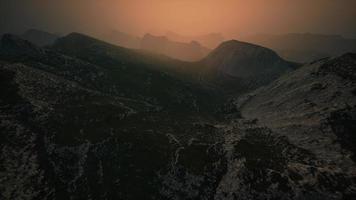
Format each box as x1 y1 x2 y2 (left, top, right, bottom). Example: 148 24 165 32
220 53 356 199
203 40 296 84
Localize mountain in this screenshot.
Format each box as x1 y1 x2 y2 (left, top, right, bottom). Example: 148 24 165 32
104 30 141 49
2 32 354 199
217 53 356 199
166 31 225 49
201 40 298 91
0 33 226 199
141 33 211 61
20 29 59 46
0 34 45 60
241 33 356 63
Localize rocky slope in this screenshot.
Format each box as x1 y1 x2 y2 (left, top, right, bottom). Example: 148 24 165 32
0 34 225 199
219 53 356 199
1 33 355 199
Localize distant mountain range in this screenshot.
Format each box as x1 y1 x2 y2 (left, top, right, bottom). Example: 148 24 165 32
166 31 225 49
17 29 356 64
241 33 356 63
104 30 141 49
1 31 355 199
141 33 210 62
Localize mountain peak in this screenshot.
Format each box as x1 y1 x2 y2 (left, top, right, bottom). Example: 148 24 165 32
21 29 59 46
0 34 43 59
214 39 279 56
142 33 168 42
52 32 118 54
61 32 96 42
141 33 210 61
203 40 295 84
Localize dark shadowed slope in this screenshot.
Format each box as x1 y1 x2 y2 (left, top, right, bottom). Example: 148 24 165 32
2 33 221 112
0 34 226 199
200 40 299 93
20 29 59 47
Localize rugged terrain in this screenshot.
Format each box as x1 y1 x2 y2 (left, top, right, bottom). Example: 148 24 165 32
216 53 356 199
0 33 355 200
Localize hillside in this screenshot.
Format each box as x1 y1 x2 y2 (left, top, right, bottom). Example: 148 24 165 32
2 33 354 199
0 33 226 199
201 40 298 93
216 53 356 199
20 29 59 47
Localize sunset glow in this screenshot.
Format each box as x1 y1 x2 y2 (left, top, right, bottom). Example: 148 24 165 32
1 0 356 38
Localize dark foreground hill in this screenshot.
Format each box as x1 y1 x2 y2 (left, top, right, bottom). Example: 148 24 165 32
20 29 59 47
219 53 356 199
0 33 355 199
0 33 225 199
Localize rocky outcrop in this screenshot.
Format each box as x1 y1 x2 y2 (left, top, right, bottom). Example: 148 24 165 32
198 40 299 95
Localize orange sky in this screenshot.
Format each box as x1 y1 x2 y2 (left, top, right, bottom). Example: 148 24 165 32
1 0 356 38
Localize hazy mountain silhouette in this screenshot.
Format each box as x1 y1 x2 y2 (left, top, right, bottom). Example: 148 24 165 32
20 29 59 47
241 33 356 62
1 32 355 199
141 33 211 61
166 31 225 49
104 30 141 49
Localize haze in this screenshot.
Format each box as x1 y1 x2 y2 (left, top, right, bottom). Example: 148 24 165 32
1 0 356 38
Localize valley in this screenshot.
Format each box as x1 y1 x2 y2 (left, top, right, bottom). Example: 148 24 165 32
0 33 355 200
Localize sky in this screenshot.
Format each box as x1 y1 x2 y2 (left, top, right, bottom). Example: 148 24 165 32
1 0 356 38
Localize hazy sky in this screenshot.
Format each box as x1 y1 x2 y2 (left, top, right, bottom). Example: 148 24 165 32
1 0 356 38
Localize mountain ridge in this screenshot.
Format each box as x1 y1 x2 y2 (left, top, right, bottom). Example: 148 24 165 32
20 29 59 46
1 32 354 199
